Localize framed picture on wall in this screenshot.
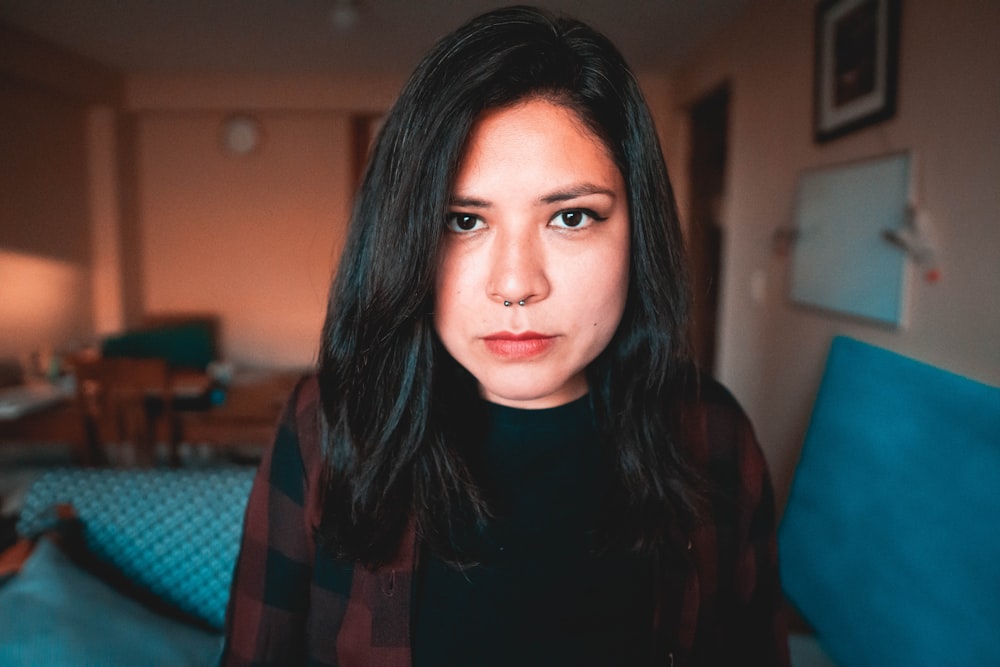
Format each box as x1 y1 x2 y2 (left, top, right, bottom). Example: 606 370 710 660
814 0 900 142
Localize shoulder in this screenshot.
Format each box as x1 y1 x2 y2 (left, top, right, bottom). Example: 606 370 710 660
673 370 777 537
276 372 325 471
676 369 760 467
263 372 327 528
284 372 322 423
680 369 741 409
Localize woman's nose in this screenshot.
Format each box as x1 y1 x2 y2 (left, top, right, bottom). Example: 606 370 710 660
486 228 549 307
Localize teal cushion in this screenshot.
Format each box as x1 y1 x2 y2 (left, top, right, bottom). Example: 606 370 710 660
780 336 1000 665
16 467 255 631
0 537 222 666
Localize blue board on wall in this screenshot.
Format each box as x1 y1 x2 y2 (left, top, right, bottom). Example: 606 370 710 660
790 153 911 326
780 336 1000 666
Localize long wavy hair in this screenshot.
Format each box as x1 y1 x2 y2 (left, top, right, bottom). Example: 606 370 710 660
317 5 700 567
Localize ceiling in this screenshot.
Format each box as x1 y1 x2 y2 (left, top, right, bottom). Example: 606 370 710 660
0 0 752 77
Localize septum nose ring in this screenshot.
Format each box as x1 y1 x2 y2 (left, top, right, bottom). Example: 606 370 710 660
503 300 526 307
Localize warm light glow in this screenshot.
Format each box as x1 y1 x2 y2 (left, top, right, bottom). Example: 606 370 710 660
0 249 90 360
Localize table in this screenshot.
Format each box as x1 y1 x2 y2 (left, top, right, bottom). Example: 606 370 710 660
0 387 92 463
176 368 306 452
0 369 307 465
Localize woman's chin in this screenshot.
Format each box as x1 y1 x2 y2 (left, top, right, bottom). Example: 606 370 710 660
477 376 588 410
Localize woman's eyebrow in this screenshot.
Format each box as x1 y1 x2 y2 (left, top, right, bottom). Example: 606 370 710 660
539 183 616 204
449 195 492 208
449 183 615 209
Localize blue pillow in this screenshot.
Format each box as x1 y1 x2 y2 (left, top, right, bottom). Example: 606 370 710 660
0 537 222 666
780 336 1000 666
16 467 256 630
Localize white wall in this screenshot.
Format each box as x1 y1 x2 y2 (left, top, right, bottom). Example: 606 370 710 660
124 75 402 368
669 0 1000 511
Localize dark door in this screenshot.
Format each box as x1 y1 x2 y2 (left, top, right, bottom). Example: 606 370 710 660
687 85 729 375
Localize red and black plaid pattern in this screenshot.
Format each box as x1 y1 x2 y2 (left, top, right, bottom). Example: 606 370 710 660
222 376 789 666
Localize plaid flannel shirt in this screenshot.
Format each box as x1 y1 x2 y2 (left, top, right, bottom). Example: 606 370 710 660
221 376 790 666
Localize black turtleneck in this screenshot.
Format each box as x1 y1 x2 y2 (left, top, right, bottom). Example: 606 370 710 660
413 394 654 666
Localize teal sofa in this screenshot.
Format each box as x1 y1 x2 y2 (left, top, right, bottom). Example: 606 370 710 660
0 467 255 666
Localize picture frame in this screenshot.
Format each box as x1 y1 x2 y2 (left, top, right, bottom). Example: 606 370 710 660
814 0 900 143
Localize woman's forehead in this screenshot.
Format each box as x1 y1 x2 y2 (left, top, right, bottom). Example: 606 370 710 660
456 98 621 189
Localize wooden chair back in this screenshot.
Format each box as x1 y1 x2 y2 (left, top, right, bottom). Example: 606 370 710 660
73 356 176 466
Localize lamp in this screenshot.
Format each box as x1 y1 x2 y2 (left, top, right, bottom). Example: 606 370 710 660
220 114 262 156
330 0 360 31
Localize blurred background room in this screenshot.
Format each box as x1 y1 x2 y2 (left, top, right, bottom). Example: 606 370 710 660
1 1 998 664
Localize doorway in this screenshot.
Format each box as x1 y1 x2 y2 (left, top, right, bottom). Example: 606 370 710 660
686 85 729 375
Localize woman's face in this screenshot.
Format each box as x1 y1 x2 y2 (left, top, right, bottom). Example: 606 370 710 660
434 98 630 409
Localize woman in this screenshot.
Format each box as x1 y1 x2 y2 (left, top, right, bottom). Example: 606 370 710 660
223 6 789 666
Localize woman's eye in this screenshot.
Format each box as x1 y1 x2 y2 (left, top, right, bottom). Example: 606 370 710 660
445 212 486 232
549 209 602 229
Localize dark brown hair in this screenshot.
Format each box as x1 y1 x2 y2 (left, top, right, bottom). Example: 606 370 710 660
317 5 698 566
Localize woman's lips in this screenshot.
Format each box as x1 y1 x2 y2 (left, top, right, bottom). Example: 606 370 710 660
482 331 555 359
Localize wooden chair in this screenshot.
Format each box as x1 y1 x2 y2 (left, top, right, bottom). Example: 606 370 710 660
178 369 302 461
73 356 180 466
